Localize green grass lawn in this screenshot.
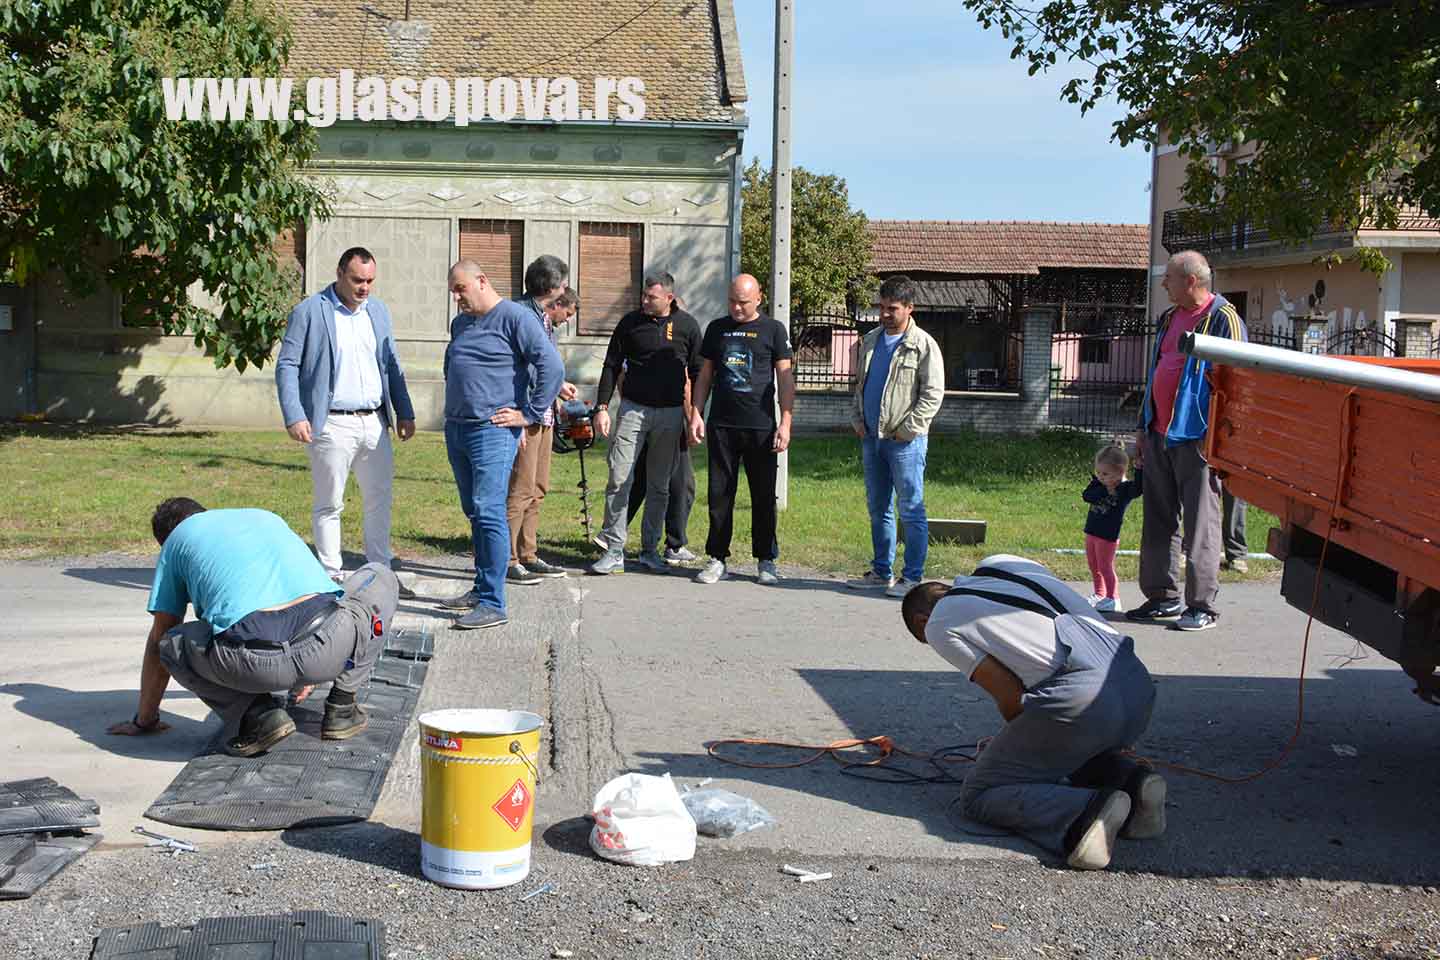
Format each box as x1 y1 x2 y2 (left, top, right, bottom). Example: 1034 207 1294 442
0 423 1277 584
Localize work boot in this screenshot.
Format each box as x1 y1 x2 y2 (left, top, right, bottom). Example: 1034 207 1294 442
1063 788 1131 870
225 695 296 757
1120 768 1167 840
322 699 369 740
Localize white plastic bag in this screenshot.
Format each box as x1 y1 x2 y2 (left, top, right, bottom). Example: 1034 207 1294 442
589 773 697 866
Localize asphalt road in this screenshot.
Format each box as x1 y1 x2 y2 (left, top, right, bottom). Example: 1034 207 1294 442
4 554 1439 958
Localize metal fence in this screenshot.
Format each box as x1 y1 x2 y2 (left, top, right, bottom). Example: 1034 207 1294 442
1048 321 1156 435
790 313 869 392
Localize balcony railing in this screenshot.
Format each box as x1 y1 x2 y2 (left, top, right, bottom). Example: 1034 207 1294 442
1160 200 1440 256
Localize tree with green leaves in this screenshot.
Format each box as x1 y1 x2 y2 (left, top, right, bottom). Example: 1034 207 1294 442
964 0 1440 271
0 0 329 371
741 159 878 316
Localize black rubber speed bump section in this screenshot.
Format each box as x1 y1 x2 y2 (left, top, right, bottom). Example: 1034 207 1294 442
0 777 101 836
91 911 385 959
0 832 101 900
144 651 428 831
383 625 434 661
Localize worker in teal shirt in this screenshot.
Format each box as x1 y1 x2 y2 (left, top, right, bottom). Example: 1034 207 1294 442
109 499 398 757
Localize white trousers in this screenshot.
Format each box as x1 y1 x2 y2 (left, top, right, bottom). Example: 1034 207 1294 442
306 412 394 576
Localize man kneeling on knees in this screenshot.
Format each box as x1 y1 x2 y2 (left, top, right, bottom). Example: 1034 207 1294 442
108 498 398 757
900 555 1166 870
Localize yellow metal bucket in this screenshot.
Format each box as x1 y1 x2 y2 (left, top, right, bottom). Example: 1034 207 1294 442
419 708 543 889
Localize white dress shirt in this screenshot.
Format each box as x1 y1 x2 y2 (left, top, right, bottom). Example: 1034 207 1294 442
330 293 383 411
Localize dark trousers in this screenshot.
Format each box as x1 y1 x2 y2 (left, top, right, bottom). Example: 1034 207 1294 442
1221 486 1248 561
627 439 695 551
704 425 779 562
1138 433 1222 613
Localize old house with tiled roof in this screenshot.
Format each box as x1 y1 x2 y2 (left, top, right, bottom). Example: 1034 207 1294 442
2 0 747 425
791 219 1151 435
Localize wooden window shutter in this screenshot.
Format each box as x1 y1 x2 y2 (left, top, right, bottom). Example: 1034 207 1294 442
274 222 306 301
578 222 642 335
459 219 524 299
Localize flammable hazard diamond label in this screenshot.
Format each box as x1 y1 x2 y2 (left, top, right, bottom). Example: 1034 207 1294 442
492 778 532 832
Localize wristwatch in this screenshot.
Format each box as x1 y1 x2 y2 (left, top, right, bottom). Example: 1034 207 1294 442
133 712 161 731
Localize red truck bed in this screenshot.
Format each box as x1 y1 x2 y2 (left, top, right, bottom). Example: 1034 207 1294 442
1205 357 1440 594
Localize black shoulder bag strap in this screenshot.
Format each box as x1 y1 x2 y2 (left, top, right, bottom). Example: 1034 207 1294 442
969 565 1070 617
943 586 1057 620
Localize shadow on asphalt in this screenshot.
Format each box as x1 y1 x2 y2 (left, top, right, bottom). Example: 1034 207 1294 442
281 820 424 877
62 566 155 591
0 682 214 759
628 664 1440 884
539 816 595 859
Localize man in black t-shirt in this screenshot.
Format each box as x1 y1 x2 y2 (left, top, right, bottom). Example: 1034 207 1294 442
589 272 703 574
687 273 795 585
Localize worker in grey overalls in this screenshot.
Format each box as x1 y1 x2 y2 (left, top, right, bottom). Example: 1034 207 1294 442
901 554 1165 870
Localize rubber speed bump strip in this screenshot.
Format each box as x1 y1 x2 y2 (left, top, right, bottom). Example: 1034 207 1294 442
91 911 384 959
143 651 428 831
0 777 101 836
382 625 434 661
0 832 101 900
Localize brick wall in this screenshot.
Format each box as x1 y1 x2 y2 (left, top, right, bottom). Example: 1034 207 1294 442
794 308 1056 436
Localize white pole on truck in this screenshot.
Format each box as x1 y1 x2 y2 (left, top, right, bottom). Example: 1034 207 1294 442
1182 333 1440 404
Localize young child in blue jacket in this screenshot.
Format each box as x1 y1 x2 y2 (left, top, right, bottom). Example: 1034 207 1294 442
1082 444 1143 612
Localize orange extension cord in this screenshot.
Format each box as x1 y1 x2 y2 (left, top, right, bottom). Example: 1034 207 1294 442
710 388 1358 788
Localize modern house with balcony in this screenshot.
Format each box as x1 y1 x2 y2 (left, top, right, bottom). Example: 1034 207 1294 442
1151 135 1440 358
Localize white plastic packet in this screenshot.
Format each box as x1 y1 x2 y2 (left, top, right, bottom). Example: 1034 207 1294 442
589 773 697 866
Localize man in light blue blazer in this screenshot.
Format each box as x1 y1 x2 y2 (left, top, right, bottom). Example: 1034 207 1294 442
275 247 416 587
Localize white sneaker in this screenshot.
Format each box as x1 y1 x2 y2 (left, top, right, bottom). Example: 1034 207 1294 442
846 571 894 591
885 577 920 598
695 558 726 584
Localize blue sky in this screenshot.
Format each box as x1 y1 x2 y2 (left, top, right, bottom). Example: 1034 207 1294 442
729 0 1151 225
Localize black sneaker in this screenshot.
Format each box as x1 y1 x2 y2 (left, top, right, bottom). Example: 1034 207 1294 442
455 605 509 629
1120 768 1167 840
437 588 480 610
523 558 568 579
322 700 369 740
506 564 543 586
1126 598 1184 622
225 695 296 757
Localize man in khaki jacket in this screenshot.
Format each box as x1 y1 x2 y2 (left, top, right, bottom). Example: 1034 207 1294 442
846 275 945 598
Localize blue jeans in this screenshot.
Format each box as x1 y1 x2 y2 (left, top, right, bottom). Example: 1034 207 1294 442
861 434 929 581
445 420 520 612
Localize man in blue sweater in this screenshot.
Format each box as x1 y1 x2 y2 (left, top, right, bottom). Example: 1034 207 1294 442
439 260 565 629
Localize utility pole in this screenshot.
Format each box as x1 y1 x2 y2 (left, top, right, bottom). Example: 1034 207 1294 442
771 0 794 509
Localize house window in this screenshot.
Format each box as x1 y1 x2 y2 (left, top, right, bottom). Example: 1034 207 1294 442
578 222 643 336
459 219 524 299
276 222 306 302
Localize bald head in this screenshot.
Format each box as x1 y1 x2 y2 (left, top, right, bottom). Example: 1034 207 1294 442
449 259 500 316
728 273 763 322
